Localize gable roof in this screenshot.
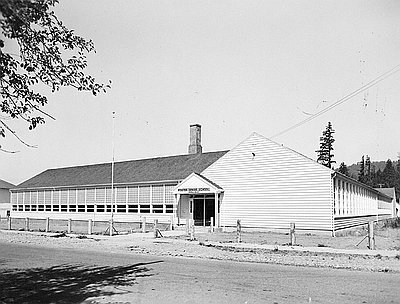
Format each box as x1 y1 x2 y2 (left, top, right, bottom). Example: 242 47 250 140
0 179 15 189
173 172 223 194
15 151 228 190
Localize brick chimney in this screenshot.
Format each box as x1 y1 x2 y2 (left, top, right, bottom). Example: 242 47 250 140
188 124 202 154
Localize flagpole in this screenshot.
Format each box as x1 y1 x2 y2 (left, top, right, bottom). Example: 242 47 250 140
110 111 115 236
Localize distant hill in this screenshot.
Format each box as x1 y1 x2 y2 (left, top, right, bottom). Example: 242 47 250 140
347 160 399 179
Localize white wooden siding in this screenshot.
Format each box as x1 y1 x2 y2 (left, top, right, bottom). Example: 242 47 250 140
202 133 333 231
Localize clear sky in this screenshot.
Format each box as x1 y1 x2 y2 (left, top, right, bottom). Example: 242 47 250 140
1 0 400 185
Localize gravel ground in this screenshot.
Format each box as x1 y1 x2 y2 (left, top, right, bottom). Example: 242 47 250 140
1 227 400 274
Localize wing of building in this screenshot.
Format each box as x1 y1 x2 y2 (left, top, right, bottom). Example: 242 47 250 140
10 125 395 235
0 179 15 217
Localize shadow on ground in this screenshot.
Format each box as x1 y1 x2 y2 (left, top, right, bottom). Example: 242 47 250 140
0 261 162 303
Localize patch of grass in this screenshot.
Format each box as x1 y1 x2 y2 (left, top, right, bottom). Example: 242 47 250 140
382 218 400 229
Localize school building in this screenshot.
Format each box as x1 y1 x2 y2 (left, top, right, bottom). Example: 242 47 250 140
10 125 396 235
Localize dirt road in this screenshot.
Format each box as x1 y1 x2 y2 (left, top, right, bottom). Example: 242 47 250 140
0 242 399 304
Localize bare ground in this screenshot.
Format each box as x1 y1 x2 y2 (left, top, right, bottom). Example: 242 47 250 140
1 223 400 273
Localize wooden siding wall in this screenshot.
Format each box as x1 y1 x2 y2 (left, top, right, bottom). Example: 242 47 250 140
10 183 178 221
202 133 334 231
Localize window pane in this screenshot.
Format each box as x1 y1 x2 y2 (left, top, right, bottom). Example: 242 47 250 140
139 186 150 203
128 204 138 213
152 185 163 204
140 204 150 213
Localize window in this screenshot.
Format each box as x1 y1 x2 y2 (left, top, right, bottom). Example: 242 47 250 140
38 191 44 205
165 184 175 204
139 186 150 203
25 205 31 211
12 205 17 211
140 204 150 213
128 204 138 213
86 188 95 204
31 205 37 211
53 205 59 212
96 188 105 204
78 205 85 212
166 204 174 213
24 192 31 205
117 204 126 213
18 205 23 211
152 204 163 213
45 205 51 211
38 205 44 211
53 190 60 206
45 190 52 205
127 186 138 203
87 205 94 212
116 187 127 203
60 205 67 212
69 189 77 204
106 205 116 212
96 205 105 212
69 205 76 212
60 190 68 205
77 189 85 205
152 185 164 204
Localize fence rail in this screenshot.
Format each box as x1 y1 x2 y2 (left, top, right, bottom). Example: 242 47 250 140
0 216 172 235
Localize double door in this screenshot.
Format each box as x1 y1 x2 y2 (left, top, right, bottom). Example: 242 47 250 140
190 195 215 226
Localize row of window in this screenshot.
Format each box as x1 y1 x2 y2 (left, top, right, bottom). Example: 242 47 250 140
12 203 175 214
11 184 177 207
333 178 386 216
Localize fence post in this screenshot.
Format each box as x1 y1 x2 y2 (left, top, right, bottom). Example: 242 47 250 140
88 219 93 235
169 215 174 231
210 216 214 233
7 217 11 230
25 217 29 231
153 219 158 238
141 217 146 233
45 217 50 233
290 222 296 246
236 219 242 243
368 221 375 250
67 219 72 234
189 219 195 240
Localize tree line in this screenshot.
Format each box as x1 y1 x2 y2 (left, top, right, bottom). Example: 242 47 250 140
339 156 400 193
316 122 399 195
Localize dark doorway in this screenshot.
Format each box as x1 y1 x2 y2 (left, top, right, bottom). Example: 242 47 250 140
192 195 215 226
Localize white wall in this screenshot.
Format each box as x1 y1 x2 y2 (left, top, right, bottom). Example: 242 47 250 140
202 133 334 231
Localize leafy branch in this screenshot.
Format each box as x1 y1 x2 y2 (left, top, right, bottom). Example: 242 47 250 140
0 0 111 150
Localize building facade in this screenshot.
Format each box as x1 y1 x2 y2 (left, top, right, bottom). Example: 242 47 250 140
10 125 395 234
0 179 14 217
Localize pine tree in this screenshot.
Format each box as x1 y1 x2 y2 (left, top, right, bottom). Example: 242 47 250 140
316 122 336 168
365 155 372 186
358 155 365 183
382 159 396 188
337 162 349 176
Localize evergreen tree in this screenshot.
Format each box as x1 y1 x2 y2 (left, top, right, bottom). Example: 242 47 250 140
337 162 349 176
374 169 384 188
364 155 373 186
358 155 365 183
382 159 396 188
316 122 336 168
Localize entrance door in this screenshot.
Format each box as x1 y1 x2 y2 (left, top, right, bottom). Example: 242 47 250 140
192 195 215 226
193 197 204 226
